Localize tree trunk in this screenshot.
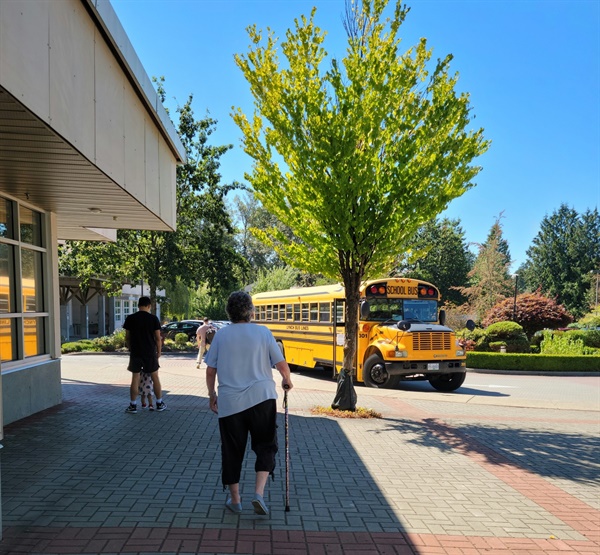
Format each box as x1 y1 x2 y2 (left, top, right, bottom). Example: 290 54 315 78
331 270 361 411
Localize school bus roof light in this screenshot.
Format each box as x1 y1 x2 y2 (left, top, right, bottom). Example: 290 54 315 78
419 286 437 298
368 284 386 296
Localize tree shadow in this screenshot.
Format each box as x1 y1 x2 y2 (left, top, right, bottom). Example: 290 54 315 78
0 381 410 536
375 416 599 485
1 374 596 551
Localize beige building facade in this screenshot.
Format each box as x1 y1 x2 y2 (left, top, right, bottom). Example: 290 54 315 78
0 0 185 493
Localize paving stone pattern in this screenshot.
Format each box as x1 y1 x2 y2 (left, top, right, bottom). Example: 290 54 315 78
0 354 598 554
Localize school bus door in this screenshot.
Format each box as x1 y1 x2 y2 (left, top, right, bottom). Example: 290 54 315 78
332 298 347 378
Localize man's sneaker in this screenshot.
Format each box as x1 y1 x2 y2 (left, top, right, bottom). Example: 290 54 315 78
156 401 167 412
148 404 155 411
125 404 138 414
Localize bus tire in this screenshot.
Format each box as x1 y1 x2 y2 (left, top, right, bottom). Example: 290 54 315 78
363 354 392 388
429 372 466 392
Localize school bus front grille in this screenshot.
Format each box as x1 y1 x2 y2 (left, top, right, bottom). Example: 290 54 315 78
412 332 451 351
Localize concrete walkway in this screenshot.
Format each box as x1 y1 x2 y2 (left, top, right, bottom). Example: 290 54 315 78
0 354 598 554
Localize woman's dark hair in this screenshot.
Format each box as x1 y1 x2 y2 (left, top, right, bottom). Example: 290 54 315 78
226 291 254 323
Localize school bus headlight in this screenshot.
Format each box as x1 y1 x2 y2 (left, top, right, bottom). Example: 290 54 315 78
394 350 408 358
456 349 465 357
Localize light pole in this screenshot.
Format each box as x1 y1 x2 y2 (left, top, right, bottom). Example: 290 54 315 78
591 270 599 313
512 274 519 321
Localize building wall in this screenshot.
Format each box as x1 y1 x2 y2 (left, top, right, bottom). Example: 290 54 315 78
0 0 177 230
1 360 61 426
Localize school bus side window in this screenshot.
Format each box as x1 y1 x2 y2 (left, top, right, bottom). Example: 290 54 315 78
336 302 345 324
319 302 330 322
310 303 318 321
286 304 293 321
293 304 300 321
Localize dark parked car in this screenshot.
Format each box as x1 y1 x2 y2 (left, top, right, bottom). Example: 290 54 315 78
160 320 202 342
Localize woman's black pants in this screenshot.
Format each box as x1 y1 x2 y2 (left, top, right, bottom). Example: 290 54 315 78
218 399 278 487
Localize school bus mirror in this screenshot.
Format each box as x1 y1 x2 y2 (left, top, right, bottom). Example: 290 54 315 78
466 319 476 332
360 301 371 319
439 309 446 326
397 320 411 332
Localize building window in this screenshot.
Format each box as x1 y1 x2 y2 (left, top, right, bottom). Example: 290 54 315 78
0 198 14 239
0 197 48 363
20 206 43 246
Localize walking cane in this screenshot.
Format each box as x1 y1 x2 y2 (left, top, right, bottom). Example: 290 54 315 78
283 384 290 512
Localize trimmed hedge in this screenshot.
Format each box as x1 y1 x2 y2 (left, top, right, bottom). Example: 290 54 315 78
467 352 600 372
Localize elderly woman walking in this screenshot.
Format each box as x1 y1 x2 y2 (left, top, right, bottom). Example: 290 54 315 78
205 291 293 516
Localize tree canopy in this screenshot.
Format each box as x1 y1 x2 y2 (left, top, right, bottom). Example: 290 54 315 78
59 86 244 309
233 0 489 404
398 217 474 305
519 204 600 318
454 216 514 322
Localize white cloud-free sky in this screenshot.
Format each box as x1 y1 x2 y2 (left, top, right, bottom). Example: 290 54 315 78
112 0 599 271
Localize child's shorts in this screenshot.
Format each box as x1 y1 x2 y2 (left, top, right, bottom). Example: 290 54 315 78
139 372 154 397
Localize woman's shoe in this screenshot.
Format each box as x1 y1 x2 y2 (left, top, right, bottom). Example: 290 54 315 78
251 494 269 515
225 496 242 514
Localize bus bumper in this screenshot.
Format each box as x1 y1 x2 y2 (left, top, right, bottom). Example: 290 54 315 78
385 360 467 376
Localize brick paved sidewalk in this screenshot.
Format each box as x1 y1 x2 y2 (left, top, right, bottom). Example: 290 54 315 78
0 354 598 554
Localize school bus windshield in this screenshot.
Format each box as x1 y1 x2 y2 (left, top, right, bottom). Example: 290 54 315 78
365 299 438 323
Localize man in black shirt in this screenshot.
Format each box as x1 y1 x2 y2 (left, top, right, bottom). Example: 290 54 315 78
123 296 166 413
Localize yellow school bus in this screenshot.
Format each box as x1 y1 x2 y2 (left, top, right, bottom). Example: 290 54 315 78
253 277 474 391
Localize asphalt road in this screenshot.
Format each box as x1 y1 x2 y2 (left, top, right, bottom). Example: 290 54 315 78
290 363 600 412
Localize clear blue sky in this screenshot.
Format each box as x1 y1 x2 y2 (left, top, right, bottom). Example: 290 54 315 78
112 0 599 271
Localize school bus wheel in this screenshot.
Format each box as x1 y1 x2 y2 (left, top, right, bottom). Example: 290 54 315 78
428 372 466 392
363 354 393 388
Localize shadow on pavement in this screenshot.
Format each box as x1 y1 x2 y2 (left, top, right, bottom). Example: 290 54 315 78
376 416 599 485
1 381 410 536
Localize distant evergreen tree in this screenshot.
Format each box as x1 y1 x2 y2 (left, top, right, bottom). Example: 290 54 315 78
398 217 474 305
521 204 600 318
455 217 513 322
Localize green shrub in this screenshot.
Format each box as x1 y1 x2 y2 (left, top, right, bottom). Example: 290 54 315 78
577 311 600 329
174 332 189 346
489 341 507 352
484 321 530 353
467 352 600 372
61 342 84 353
89 329 127 352
541 332 583 355
458 327 488 351
110 329 127 350
541 330 600 355
61 341 101 354
569 330 600 349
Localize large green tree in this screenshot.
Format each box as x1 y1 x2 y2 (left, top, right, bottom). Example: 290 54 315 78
233 0 489 406
455 217 514 322
233 194 286 283
60 85 244 311
397 217 474 305
519 204 600 318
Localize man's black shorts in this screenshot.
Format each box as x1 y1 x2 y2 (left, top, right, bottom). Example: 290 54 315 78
128 355 159 374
